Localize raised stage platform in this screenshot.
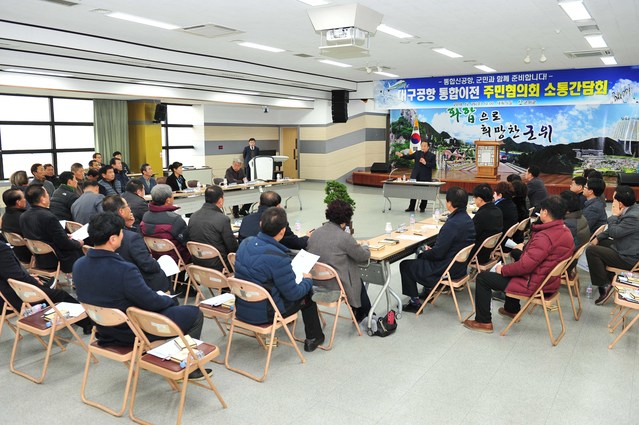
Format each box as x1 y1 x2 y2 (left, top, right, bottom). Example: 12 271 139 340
350 163 624 202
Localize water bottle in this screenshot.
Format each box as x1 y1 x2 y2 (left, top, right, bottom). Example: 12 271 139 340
344 225 350 234
433 208 441 222
409 213 416 231
385 222 393 238
586 284 593 299
179 348 205 368
222 178 227 186
294 218 302 234
402 174 406 181
24 303 46 317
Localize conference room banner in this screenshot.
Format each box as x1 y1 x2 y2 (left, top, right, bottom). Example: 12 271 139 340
375 66 639 110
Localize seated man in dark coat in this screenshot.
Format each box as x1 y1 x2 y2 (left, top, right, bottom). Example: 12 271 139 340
400 187 476 312
102 195 170 292
72 213 210 379
471 184 503 265
121 179 148 229
49 171 80 221
20 185 84 273
235 207 325 352
187 185 238 272
1 188 31 263
0 243 92 334
239 191 309 250
224 158 252 218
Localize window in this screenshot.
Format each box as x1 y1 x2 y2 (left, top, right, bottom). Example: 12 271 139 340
0 94 95 179
161 104 196 168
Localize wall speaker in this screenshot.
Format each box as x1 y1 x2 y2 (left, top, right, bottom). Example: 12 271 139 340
370 162 391 173
154 103 167 123
618 173 639 187
331 90 349 123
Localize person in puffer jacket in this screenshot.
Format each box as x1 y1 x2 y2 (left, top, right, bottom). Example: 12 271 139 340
464 195 574 333
234 207 325 352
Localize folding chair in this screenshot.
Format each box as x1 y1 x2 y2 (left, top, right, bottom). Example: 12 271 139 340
227 252 236 274
603 258 639 306
3 231 32 269
607 280 639 349
468 232 503 280
589 224 607 243
560 243 590 321
82 245 93 255
126 307 227 424
187 265 233 337
225 277 305 382
416 244 476 322
496 222 521 264
0 289 19 340
143 237 188 293
66 220 83 234
24 239 61 289
186 241 232 276
8 278 91 383
80 304 140 417
500 258 571 346
308 262 362 350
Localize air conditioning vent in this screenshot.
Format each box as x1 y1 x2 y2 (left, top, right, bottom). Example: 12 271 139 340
294 53 314 58
40 0 81 6
577 24 600 33
564 49 613 59
181 24 242 39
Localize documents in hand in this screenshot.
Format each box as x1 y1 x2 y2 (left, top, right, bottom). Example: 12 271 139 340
70 223 89 241
147 336 204 362
200 293 235 307
490 262 502 273
156 290 179 298
291 249 320 284
158 255 180 277
43 302 85 320
504 238 517 249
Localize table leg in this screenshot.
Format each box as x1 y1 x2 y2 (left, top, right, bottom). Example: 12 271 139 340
365 261 401 334
383 196 392 213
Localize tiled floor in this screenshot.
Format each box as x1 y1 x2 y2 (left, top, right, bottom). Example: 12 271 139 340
1 182 637 424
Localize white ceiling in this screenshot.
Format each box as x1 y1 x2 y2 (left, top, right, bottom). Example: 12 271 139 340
1 0 638 106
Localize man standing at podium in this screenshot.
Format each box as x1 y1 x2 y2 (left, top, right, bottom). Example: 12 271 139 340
242 137 260 181
395 140 437 212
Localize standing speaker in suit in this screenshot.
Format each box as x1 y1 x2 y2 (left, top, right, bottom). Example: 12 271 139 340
395 140 437 212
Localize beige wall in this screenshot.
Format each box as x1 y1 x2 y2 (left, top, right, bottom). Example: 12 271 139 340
300 140 385 180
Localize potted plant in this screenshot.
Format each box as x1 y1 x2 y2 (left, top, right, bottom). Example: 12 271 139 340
324 180 356 234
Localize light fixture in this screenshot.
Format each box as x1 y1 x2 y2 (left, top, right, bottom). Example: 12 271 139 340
376 24 414 39
137 80 184 88
432 47 463 58
4 68 73 77
318 59 352 68
585 34 607 48
297 0 329 6
474 65 496 73
226 89 260 95
523 48 531 64
237 42 284 53
601 56 617 65
106 12 180 30
375 71 399 78
558 0 592 21
539 48 547 63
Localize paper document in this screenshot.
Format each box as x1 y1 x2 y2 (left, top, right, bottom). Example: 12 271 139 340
200 293 235 306
158 255 180 277
70 223 89 241
421 224 440 230
147 336 203 360
59 220 67 229
397 234 424 241
46 302 85 318
156 290 179 298
490 262 502 273
291 249 320 284
504 238 517 249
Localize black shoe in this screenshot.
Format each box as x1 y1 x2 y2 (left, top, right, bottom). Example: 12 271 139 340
402 301 423 313
595 285 614 305
405 208 415 212
81 323 94 335
233 213 240 219
239 210 249 216
304 335 325 352
419 209 426 213
418 288 438 302
187 368 213 381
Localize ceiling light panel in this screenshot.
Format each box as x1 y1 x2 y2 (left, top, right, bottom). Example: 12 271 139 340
376 24 414 39
237 42 285 53
4 68 73 77
298 0 329 6
601 56 617 65
107 12 180 30
318 59 352 68
474 65 496 73
585 34 607 48
558 1 592 21
432 48 463 58
374 71 399 78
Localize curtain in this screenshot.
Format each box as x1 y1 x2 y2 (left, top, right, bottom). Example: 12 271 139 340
93 99 129 163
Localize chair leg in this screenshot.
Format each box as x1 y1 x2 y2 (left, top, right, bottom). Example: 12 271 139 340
609 305 624 328
500 298 534 337
542 297 565 346
199 365 228 409
449 283 462 323
10 325 57 384
610 308 631 333
416 282 443 316
345 299 363 337
318 299 341 351
609 310 639 349
463 283 476 322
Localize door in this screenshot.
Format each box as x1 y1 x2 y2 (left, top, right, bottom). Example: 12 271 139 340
281 127 298 178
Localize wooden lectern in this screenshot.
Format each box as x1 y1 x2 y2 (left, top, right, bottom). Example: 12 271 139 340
474 140 502 179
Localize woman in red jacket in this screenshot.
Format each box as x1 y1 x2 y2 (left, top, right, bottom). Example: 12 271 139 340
464 195 574 333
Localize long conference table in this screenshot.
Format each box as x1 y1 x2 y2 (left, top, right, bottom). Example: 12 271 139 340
359 217 442 334
145 179 304 216
382 180 446 213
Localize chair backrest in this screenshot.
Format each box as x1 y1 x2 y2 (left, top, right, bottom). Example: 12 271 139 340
528 207 535 217
187 180 198 188
7 278 49 308
503 221 520 239
186 264 228 291
534 258 572 295
227 277 281 321
469 232 503 266
227 252 236 273
82 303 129 328
66 221 83 234
3 231 27 247
186 241 229 274
439 243 475 279
516 218 529 233
25 239 56 256
589 224 607 243
310 262 346 293
143 237 185 266
249 156 274 180
82 245 93 255
126 306 182 349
